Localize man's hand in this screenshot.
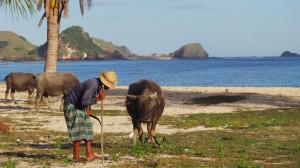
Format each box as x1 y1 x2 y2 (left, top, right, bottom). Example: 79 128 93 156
86 107 92 117
96 90 106 101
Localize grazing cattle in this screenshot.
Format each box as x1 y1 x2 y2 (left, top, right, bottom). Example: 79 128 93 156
126 80 165 145
4 72 36 104
35 72 80 112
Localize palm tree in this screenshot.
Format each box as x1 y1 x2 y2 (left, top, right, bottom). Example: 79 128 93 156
37 0 92 72
0 0 36 20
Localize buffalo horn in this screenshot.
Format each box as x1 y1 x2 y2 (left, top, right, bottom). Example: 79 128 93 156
149 92 157 99
126 94 138 101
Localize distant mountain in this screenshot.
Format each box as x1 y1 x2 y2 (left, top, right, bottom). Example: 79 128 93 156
281 51 300 57
1 27 209 62
92 38 132 57
38 26 132 60
172 43 209 59
0 31 38 61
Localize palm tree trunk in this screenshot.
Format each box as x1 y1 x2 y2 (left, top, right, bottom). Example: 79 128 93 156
45 8 59 72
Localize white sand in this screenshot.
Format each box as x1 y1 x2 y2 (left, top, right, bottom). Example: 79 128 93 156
1 83 299 135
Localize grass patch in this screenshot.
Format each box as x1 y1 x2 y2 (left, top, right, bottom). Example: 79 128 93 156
1 108 300 167
92 109 128 116
103 125 300 167
160 108 300 129
188 95 246 106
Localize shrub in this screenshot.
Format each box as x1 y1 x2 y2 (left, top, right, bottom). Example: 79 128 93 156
0 122 11 134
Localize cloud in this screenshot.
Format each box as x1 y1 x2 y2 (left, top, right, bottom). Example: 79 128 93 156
170 3 217 10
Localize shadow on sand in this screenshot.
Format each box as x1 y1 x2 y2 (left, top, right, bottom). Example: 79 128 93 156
0 151 56 160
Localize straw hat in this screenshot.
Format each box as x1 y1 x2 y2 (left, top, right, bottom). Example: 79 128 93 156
99 71 117 89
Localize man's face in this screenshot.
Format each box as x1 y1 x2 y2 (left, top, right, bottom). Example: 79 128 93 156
103 85 109 90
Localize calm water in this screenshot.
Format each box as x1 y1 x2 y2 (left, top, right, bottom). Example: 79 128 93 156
0 57 299 87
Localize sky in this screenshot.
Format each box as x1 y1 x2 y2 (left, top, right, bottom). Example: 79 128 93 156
0 0 299 57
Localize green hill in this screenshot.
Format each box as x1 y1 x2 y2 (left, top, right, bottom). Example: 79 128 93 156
92 38 132 57
38 26 131 60
0 26 133 61
0 31 38 61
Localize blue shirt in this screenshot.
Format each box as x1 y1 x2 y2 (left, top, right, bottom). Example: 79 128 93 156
64 78 101 110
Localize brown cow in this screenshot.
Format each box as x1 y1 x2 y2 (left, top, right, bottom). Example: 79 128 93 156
126 80 165 145
35 72 80 112
4 72 36 104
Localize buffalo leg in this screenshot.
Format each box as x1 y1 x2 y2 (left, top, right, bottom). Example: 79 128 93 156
132 119 143 145
4 87 10 104
151 118 160 145
147 122 153 142
28 89 35 104
43 96 54 112
35 92 43 111
11 88 18 104
138 123 143 144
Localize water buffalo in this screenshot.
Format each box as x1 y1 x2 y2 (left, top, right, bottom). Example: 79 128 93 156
126 80 165 145
4 72 36 104
35 72 80 112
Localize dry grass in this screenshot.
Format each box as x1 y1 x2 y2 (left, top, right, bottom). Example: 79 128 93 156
0 121 11 134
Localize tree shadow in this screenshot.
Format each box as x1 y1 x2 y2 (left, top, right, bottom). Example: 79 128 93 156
0 105 31 111
29 143 71 150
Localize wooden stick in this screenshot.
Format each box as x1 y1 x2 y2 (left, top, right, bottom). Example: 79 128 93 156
101 85 104 164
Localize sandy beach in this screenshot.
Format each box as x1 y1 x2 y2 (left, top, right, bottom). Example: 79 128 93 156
1 83 300 134
1 82 300 167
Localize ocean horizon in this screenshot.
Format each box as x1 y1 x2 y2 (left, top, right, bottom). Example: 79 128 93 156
0 57 299 87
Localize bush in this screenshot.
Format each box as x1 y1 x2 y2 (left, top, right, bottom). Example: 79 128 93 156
0 41 9 49
0 122 10 134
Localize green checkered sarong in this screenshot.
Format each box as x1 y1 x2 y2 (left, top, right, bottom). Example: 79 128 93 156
64 103 94 142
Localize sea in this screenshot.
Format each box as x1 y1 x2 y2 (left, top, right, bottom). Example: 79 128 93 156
0 57 299 87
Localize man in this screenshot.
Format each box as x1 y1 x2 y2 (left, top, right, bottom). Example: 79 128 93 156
63 71 117 162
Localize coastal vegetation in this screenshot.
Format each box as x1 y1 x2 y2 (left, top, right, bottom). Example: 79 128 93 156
0 31 38 61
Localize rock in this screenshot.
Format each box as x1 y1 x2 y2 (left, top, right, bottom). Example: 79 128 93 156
172 43 209 59
281 51 300 57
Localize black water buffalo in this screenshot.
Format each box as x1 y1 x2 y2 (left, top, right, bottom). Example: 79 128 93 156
126 80 165 145
4 72 36 104
35 72 80 112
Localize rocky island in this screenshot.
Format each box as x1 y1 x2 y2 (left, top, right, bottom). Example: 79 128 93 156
172 43 209 59
281 51 300 57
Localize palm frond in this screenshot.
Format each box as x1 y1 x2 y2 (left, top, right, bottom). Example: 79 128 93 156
87 0 92 8
37 0 43 10
79 0 84 16
63 0 69 18
2 0 37 20
79 0 92 16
